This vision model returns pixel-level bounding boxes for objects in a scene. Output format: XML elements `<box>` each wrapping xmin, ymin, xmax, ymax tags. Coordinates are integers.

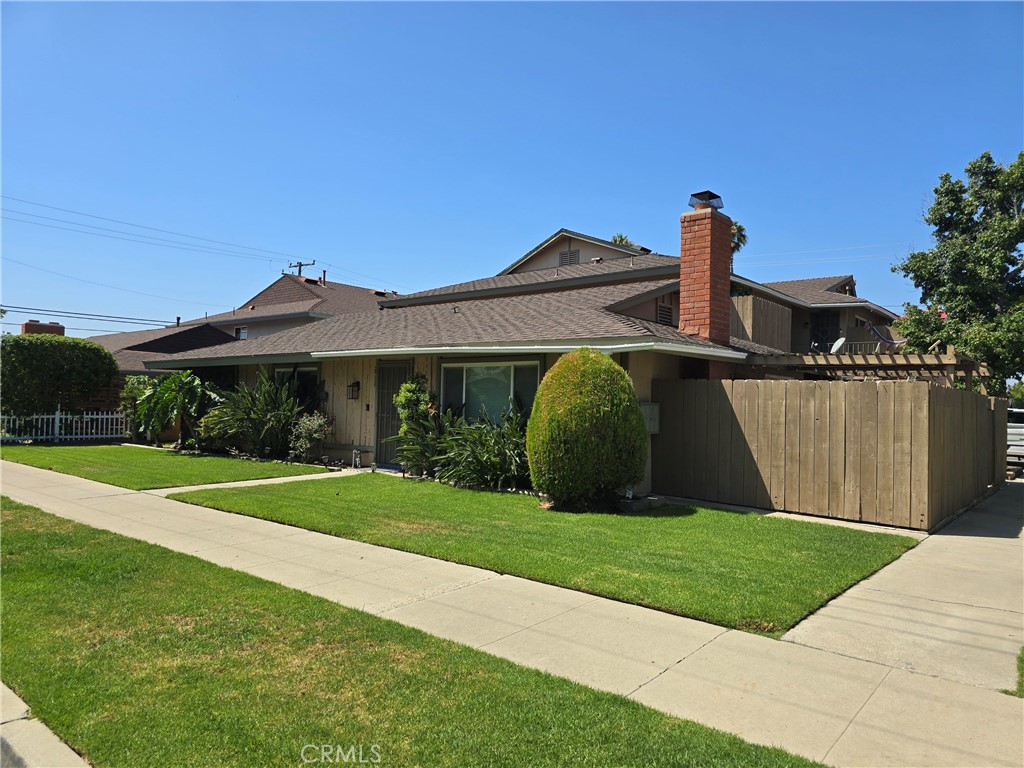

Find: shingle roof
<box><xmin>152</xmin><ymin>278</ymin><xmax>731</xmax><ymax>365</ymax></box>
<box><xmin>182</xmin><ymin>274</ymin><xmax>392</xmax><ymax>325</ymax></box>
<box><xmin>88</xmin><ymin>324</ymin><xmax>235</xmax><ymax>373</ymax></box>
<box><xmin>384</xmin><ymin>253</ymin><xmax>679</xmax><ymax>305</ymax></box>
<box><xmin>762</xmin><ymin>275</ymin><xmax>861</xmax><ymax>305</ymax></box>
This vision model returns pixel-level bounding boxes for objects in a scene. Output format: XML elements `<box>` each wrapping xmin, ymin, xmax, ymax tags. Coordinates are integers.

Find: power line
<box><xmin>2</xmin><ymin>216</ymin><xmax>281</xmax><ymax>263</ymax></box>
<box><xmin>3</xmin><ymin>208</ymin><xmax>291</xmax><ymax>262</ymax></box>
<box><xmin>1</xmin><ymin>305</ymin><xmax>171</xmax><ymax>325</ymax></box>
<box><xmin>1</xmin><ymin>321</ymin><xmax>130</xmax><ymax>335</ymax></box>
<box><xmin>2</xmin><ymin>195</ymin><xmax>298</xmax><ymax>258</ymax></box>
<box><xmin>736</xmin><ymin>243</ymin><xmax>905</xmax><ymax>259</ymax></box>
<box><xmin>3</xmin><ymin>195</ymin><xmax>416</xmax><ymax>290</ymax></box>
<box><xmin>2</xmin><ymin>257</ymin><xmax>231</xmax><ymax>309</ymax></box>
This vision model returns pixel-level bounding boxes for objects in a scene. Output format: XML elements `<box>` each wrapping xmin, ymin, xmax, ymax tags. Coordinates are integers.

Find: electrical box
<box><xmin>638</xmin><ymin>402</ymin><xmax>660</xmax><ymax>434</ymax></box>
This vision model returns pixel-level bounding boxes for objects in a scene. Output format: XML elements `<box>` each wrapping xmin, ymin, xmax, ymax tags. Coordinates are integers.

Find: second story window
<box><xmin>235</xmin><ymin>326</ymin><xmax>248</xmax><ymax>340</ymax></box>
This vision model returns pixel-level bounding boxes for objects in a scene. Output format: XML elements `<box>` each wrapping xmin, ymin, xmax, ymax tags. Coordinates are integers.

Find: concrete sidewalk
<box><xmin>785</xmin><ymin>482</ymin><xmax>1024</xmax><ymax>691</ymax></box>
<box><xmin>2</xmin><ymin>460</ymin><xmax>1022</xmax><ymax>767</ymax></box>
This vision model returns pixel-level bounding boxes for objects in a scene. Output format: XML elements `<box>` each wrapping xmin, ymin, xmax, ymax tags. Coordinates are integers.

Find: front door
<box><xmin>375</xmin><ymin>360</ymin><xmax>412</xmax><ymax>466</ymax></box>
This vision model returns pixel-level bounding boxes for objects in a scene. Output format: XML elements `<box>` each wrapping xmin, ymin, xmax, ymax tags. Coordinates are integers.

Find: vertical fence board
<box><xmin>680</xmin><ymin>381</ymin><xmax>696</xmax><ymax>497</ymax></box>
<box><xmin>813</xmin><ymin>382</ymin><xmax>830</xmax><ymax>517</ymax></box>
<box><xmin>828</xmin><ymin>384</ymin><xmax>846</xmax><ymax>517</ymax></box>
<box><xmin>876</xmin><ymin>382</ymin><xmax>896</xmax><ymax>526</ymax></box>
<box><xmin>844</xmin><ymin>383</ymin><xmax>862</xmax><ymax>521</ymax></box>
<box><xmin>859</xmin><ymin>384</ymin><xmax>879</xmax><ymax>524</ymax></box>
<box><xmin>692</xmin><ymin>380</ymin><xmax>709</xmax><ymax>501</ymax></box>
<box><xmin>799</xmin><ymin>382</ymin><xmax>816</xmax><ymax>516</ymax></box>
<box><xmin>892</xmin><ymin>384</ymin><xmax>913</xmax><ymax>528</ymax></box>
<box><xmin>756</xmin><ymin>381</ymin><xmax>773</xmax><ymax>510</ymax></box>
<box><xmin>911</xmin><ymin>384</ymin><xmax>930</xmax><ymax>529</ymax></box>
<box><xmin>718</xmin><ymin>381</ymin><xmax>736</xmax><ymax>504</ymax></box>
<box><xmin>769</xmin><ymin>383</ymin><xmax>787</xmax><ymax>510</ymax></box>
<box><xmin>742</xmin><ymin>381</ymin><xmax>760</xmax><ymax>508</ymax></box>
<box><xmin>784</xmin><ymin>381</ymin><xmax>802</xmax><ymax>511</ymax></box>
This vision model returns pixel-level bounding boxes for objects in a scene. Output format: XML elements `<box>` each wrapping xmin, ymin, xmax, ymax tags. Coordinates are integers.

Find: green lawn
<box><xmin>1</xmin><ymin>498</ymin><xmax>820</xmax><ymax>768</ymax></box>
<box><xmin>172</xmin><ymin>474</ymin><xmax>917</xmax><ymax>635</ymax></box>
<box><xmin>1</xmin><ymin>444</ymin><xmax>325</xmax><ymax>490</ymax></box>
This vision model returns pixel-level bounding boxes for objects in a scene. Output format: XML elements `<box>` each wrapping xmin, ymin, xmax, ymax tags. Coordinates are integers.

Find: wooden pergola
<box><xmin>748</xmin><ymin>345</ymin><xmax>994</xmax><ymax>393</ymax></box>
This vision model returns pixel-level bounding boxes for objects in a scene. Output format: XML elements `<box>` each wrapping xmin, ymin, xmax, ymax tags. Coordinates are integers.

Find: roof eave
<box><xmin>310</xmin><ymin>339</ymin><xmax>747</xmax><ymax>362</ymax></box>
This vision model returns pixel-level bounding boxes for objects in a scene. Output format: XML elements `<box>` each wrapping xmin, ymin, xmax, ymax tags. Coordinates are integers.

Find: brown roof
<box><xmin>762</xmin><ymin>275</ymin><xmax>862</xmax><ymax>305</ymax></box>
<box><xmin>88</xmin><ymin>324</ymin><xmax>235</xmax><ymax>374</ymax></box>
<box><xmin>183</xmin><ymin>274</ymin><xmax>392</xmax><ymax>325</ymax></box>
<box><xmin>386</xmin><ymin>253</ymin><xmax>679</xmax><ymax>305</ymax></box>
<box><xmin>153</xmin><ymin>278</ymin><xmax>732</xmax><ymax>366</ymax></box>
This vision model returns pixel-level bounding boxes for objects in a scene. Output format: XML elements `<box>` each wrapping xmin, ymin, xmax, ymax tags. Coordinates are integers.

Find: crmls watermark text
<box><xmin>301</xmin><ymin>744</ymin><xmax>382</xmax><ymax>764</ymax></box>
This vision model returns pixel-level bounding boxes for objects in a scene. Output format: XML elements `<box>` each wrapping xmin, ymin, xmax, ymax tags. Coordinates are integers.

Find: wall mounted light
<box><xmin>347</xmin><ymin>381</ymin><xmax>360</xmax><ymax>400</ymax></box>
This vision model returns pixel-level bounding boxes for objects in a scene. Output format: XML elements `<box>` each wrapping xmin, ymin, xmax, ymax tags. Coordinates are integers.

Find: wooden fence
<box><xmin>1</xmin><ymin>409</ymin><xmax>127</xmax><ymax>443</ymax></box>
<box><xmin>731</xmin><ymin>295</ymin><xmax>792</xmax><ymax>353</ymax></box>
<box><xmin>651</xmin><ymin>379</ymin><xmax>1007</xmax><ymax>531</ymax></box>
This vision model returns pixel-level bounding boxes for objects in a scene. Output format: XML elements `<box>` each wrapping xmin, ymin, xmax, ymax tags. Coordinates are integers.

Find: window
<box><xmin>558</xmin><ymin>249</ymin><xmax>580</xmax><ymax>267</ymax></box>
<box><xmin>441</xmin><ymin>362</ymin><xmax>540</xmax><ymax>420</ymax></box>
<box><xmin>855</xmin><ymin>316</ymin><xmax>868</xmax><ymax>328</ymax></box>
<box><xmin>274</xmin><ymin>364</ymin><xmax>321</xmax><ymax>412</ymax></box>
<box><xmin>234</xmin><ymin>326</ymin><xmax>248</xmax><ymax>340</ymax></box>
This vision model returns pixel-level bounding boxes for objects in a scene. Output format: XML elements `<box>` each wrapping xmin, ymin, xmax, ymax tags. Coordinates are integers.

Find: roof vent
<box><xmin>689</xmin><ymin>190</ymin><xmax>724</xmax><ymax>210</ymax></box>
<box><xmin>591</xmin><ymin>257</ymin><xmax>603</xmax><ymax>264</ymax></box>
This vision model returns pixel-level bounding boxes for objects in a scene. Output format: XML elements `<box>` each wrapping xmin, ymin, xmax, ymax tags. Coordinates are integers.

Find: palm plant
<box><xmin>136</xmin><ymin>370</ymin><xmax>221</xmax><ymax>450</ymax></box>
<box><xmin>201</xmin><ymin>372</ymin><xmax>303</xmax><ymax>459</ymax></box>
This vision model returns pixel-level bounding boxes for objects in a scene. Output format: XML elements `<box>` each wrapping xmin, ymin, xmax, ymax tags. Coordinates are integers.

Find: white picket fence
<box><xmin>1</xmin><ymin>409</ymin><xmax>127</xmax><ymax>443</ymax></box>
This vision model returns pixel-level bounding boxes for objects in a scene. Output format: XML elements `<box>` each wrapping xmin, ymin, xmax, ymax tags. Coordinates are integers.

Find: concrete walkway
<box><xmin>785</xmin><ymin>482</ymin><xmax>1024</xmax><ymax>691</ymax></box>
<box><xmin>2</xmin><ymin>461</ymin><xmax>1022</xmax><ymax>767</ymax></box>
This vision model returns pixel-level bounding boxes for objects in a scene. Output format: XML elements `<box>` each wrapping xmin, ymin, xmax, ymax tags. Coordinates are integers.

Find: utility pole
<box><xmin>288</xmin><ymin>260</ymin><xmax>316</xmax><ymax>276</ymax></box>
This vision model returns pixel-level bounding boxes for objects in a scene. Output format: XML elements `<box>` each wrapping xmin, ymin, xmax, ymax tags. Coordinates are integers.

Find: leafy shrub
<box><xmin>136</xmin><ymin>370</ymin><xmax>221</xmax><ymax>450</ymax></box>
<box><xmin>201</xmin><ymin>372</ymin><xmax>302</xmax><ymax>458</ymax></box>
<box><xmin>394</xmin><ymin>374</ymin><xmax>435</xmax><ymax>438</ymax></box>
<box><xmin>289</xmin><ymin>411</ymin><xmax>334</xmax><ymax>463</ymax></box>
<box><xmin>0</xmin><ymin>334</ymin><xmax>118</xmax><ymax>415</ymax></box>
<box><xmin>391</xmin><ymin>374</ymin><xmax>441</xmax><ymax>476</ymax></box>
<box><xmin>436</xmin><ymin>406</ymin><xmax>531</xmax><ymax>491</ymax></box>
<box><xmin>526</xmin><ymin>348</ymin><xmax>647</xmax><ymax>510</ymax></box>
<box><xmin>120</xmin><ymin>375</ymin><xmax>154</xmax><ymax>441</ymax></box>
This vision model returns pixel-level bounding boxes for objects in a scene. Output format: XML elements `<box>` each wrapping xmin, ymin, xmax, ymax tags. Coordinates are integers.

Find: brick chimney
<box><xmin>679</xmin><ymin>190</ymin><xmax>732</xmax><ymax>346</ymax></box>
<box><xmin>21</xmin><ymin>319</ymin><xmax>65</xmax><ymax>336</ymax></box>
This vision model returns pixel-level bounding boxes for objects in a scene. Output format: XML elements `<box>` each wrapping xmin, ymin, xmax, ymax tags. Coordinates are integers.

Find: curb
<box><xmin>1</xmin><ymin>684</ymin><xmax>89</xmax><ymax>768</ymax></box>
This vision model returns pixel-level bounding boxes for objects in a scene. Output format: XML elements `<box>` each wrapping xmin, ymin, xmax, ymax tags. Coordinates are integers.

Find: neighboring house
<box><xmin>181</xmin><ymin>272</ymin><xmax>396</xmax><ymax>341</ymax></box>
<box><xmin>147</xmin><ymin>192</ymin><xmax>919</xmax><ymax>491</ymax></box>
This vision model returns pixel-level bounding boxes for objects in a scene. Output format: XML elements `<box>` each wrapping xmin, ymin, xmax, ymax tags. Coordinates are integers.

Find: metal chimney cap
<box><xmin>689</xmin><ymin>190</ymin><xmax>724</xmax><ymax>210</ymax></box>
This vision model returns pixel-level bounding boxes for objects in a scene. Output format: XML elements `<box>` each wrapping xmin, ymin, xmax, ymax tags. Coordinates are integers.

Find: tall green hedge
<box><xmin>526</xmin><ymin>348</ymin><xmax>647</xmax><ymax>509</ymax></box>
<box><xmin>0</xmin><ymin>334</ymin><xmax>119</xmax><ymax>415</ymax></box>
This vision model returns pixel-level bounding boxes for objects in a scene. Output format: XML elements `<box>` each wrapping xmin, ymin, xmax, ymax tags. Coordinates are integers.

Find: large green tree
<box><xmin>0</xmin><ymin>334</ymin><xmax>119</xmax><ymax>415</ymax></box>
<box><xmin>892</xmin><ymin>151</ymin><xmax>1024</xmax><ymax>395</ymax></box>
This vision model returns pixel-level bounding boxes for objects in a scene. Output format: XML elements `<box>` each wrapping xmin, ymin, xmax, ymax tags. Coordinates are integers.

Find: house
<box><xmin>147</xmin><ymin>191</ymin><xmax>923</xmax><ymax>492</ymax></box>
<box><xmin>179</xmin><ymin>271</ymin><xmax>396</xmax><ymax>341</ymax></box>
<box><xmin>84</xmin><ymin>272</ymin><xmax>398</xmax><ymax>403</ymax></box>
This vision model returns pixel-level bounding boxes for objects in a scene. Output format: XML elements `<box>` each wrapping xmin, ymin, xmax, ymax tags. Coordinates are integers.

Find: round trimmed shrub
<box><xmin>526</xmin><ymin>348</ymin><xmax>647</xmax><ymax>510</ymax></box>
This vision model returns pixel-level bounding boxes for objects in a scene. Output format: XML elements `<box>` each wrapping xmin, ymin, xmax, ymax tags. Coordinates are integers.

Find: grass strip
<box><xmin>172</xmin><ymin>474</ymin><xmax>916</xmax><ymax>635</ymax></box>
<box><xmin>1</xmin><ymin>444</ymin><xmax>324</xmax><ymax>489</ymax></box>
<box><xmin>1</xmin><ymin>497</ymin><xmax>820</xmax><ymax>768</ymax></box>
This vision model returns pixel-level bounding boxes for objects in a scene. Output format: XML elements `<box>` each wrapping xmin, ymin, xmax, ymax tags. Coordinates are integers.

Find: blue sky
<box><xmin>2</xmin><ymin>1</ymin><xmax>1021</xmax><ymax>336</ymax></box>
